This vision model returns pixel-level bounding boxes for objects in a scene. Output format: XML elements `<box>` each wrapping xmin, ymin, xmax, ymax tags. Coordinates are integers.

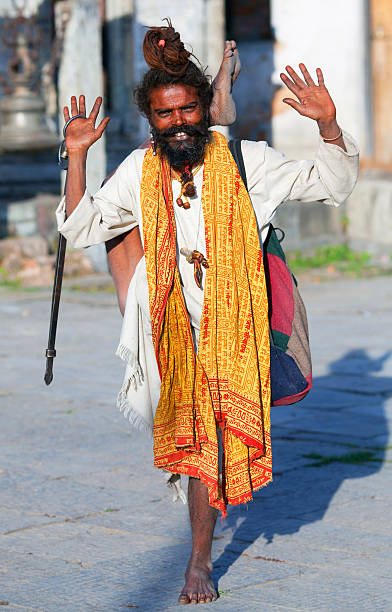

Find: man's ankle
<box><xmin>188</xmin><ymin>551</ymin><xmax>213</xmax><ymax>568</ymax></box>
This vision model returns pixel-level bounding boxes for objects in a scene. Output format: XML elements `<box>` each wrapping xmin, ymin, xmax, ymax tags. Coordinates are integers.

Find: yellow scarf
<box><xmin>140</xmin><ymin>132</ymin><xmax>271</xmax><ymax>514</ymax></box>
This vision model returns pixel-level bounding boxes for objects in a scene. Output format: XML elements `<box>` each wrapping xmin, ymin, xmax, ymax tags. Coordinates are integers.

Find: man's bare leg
<box><xmin>179</xmin><ymin>477</ymin><xmax>218</xmax><ymax>605</ymax></box>
<box><xmin>210</xmin><ymin>39</ymin><xmax>241</xmax><ymax>126</ymax></box>
<box><xmin>105</xmin><ymin>227</ymin><xmax>144</xmax><ymax>315</ymax></box>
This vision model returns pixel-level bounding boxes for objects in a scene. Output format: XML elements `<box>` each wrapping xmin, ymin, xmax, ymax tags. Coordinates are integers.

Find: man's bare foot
<box><xmin>210</xmin><ymin>40</ymin><xmax>241</xmax><ymax>126</ymax></box>
<box><xmin>178</xmin><ymin>558</ymin><xmax>217</xmax><ymax>604</ymax></box>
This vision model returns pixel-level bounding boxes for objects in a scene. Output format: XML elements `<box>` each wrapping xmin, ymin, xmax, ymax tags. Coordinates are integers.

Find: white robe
<box><xmin>56</xmin><ymin>133</ymin><xmax>359</xmax><ymax>432</ymax></box>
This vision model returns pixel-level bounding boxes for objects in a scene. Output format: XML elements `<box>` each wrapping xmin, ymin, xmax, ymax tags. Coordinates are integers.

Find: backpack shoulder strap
<box><xmin>229</xmin><ymin>139</ymin><xmax>285</xmax><ymax>258</ymax></box>
<box><xmin>228</xmin><ymin>139</ymin><xmax>248</xmax><ymax>192</ymax></box>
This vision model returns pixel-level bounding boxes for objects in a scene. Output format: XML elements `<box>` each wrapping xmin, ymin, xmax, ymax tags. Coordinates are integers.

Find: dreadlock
<box><xmin>134</xmin><ymin>20</ymin><xmax>213</xmax><ymax>120</ymax></box>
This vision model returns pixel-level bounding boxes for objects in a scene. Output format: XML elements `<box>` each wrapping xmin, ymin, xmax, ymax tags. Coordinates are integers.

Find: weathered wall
<box><xmin>104</xmin><ymin>0</ymin><xmax>135</xmax><ymax>135</ymax></box>
<box><xmin>270</xmin><ymin>0</ymin><xmax>369</xmax><ymax>159</ymax></box>
<box><xmin>58</xmin><ymin>0</ymin><xmax>106</xmax><ymax>194</ymax></box>
<box><xmin>58</xmin><ymin>0</ymin><xmax>107</xmax><ymax>270</ymax></box>
<box><xmin>346</xmin><ymin>178</ymin><xmax>392</xmax><ymax>256</ymax></box>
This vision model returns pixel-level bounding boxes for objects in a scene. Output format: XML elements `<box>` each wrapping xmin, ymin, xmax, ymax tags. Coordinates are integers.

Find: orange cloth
<box><xmin>140</xmin><ymin>132</ymin><xmax>272</xmax><ymax>515</ymax></box>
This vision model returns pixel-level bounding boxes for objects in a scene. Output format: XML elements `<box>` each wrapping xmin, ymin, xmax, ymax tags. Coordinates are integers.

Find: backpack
<box><xmin>229</xmin><ymin>139</ymin><xmax>312</xmax><ymax>406</ymax></box>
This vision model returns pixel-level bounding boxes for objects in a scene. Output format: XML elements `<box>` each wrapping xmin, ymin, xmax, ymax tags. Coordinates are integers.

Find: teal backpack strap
<box><xmin>228</xmin><ymin>139</ymin><xmax>248</xmax><ymax>191</ymax></box>
<box><xmin>229</xmin><ymin>138</ymin><xmax>272</xmax><ymax>253</ymax></box>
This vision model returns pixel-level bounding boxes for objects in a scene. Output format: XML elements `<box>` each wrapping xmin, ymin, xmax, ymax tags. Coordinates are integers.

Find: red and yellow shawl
<box><xmin>140</xmin><ymin>131</ymin><xmax>271</xmax><ymax>515</ymax></box>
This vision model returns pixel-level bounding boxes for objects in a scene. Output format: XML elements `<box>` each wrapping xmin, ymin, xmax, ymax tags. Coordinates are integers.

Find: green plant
<box><xmin>0</xmin><ymin>266</ymin><xmax>21</xmax><ymax>289</ymax></box>
<box><xmin>287</xmin><ymin>244</ymin><xmax>371</xmax><ymax>274</ymax></box>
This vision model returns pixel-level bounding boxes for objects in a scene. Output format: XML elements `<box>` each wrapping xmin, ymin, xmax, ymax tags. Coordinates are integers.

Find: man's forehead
<box><xmin>149</xmin><ymin>84</ymin><xmax>200</xmax><ymax>110</ymax></box>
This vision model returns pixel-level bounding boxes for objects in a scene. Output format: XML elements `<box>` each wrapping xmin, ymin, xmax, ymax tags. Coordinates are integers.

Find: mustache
<box><xmin>158</xmin><ymin>123</ymin><xmax>208</xmax><ymax>138</ymax></box>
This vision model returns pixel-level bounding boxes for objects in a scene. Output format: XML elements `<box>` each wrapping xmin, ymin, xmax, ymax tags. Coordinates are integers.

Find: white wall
<box><xmin>271</xmin><ymin>0</ymin><xmax>368</xmax><ymax>159</ymax></box>
<box><xmin>58</xmin><ymin>0</ymin><xmax>106</xmax><ymax>194</ymax></box>
<box><xmin>58</xmin><ymin>0</ymin><xmax>107</xmax><ymax>270</ymax></box>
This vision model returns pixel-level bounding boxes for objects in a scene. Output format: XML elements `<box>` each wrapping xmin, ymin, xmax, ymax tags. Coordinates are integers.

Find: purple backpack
<box><xmin>229</xmin><ymin>139</ymin><xmax>312</xmax><ymax>406</ymax></box>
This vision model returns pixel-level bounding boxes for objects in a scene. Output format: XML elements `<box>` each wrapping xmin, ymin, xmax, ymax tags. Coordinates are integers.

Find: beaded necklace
<box><xmin>172</xmin><ymin>162</ymin><xmax>208</xmax><ymax>288</ymax></box>
<box><xmin>171</xmin><ymin>162</ymin><xmax>202</xmax><ymax>209</ymax></box>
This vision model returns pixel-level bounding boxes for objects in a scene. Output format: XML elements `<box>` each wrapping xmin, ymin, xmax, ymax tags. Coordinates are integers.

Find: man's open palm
<box><xmin>63</xmin><ymin>95</ymin><xmax>110</xmax><ymax>153</ymax></box>
<box><xmin>280</xmin><ymin>64</ymin><xmax>336</xmax><ymax>125</ymax></box>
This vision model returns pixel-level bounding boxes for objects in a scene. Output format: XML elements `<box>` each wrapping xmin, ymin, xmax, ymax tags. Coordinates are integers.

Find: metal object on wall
<box><xmin>0</xmin><ymin>7</ymin><xmax>58</xmax><ymax>152</ymax></box>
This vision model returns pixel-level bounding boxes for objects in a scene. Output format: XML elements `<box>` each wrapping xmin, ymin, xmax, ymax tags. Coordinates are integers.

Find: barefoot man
<box><xmin>57</xmin><ymin>21</ymin><xmax>359</xmax><ymax>605</ymax></box>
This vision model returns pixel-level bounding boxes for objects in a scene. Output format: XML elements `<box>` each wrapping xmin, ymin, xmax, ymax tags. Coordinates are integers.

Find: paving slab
<box><xmin>1</xmin><ymin>275</ymin><xmax>392</xmax><ymax>610</ymax></box>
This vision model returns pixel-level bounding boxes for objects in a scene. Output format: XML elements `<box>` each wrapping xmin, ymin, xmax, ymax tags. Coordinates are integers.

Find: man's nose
<box><xmin>172</xmin><ymin>110</ymin><xmax>184</xmax><ymax>125</ymax></box>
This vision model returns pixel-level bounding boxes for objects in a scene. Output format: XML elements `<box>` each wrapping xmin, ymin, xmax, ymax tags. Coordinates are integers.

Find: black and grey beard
<box><xmin>151</xmin><ymin>119</ymin><xmax>210</xmax><ymax>168</ymax></box>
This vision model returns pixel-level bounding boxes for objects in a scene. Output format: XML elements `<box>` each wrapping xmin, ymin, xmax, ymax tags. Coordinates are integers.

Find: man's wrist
<box><xmin>67</xmin><ymin>147</ymin><xmax>88</xmax><ymax>164</ymax></box>
<box><xmin>317</xmin><ymin>118</ymin><xmax>340</xmax><ymax>140</ymax></box>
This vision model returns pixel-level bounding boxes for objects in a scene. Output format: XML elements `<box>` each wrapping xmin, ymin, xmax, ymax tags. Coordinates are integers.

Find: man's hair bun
<box><xmin>142</xmin><ymin>19</ymin><xmax>191</xmax><ymax>77</ymax></box>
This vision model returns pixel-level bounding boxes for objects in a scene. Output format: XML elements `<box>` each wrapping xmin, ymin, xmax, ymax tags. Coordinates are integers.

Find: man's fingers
<box><xmin>89</xmin><ymin>96</ymin><xmax>103</xmax><ymax>122</ymax></box>
<box><xmin>280</xmin><ymin>73</ymin><xmax>301</xmax><ymax>98</ymax></box>
<box><xmin>316</xmin><ymin>67</ymin><xmax>325</xmax><ymax>86</ymax></box>
<box><xmin>70</xmin><ymin>95</ymin><xmax>78</xmax><ymax>116</ymax></box>
<box><xmin>63</xmin><ymin>106</ymin><xmax>70</xmax><ymax>122</ymax></box>
<box><xmin>79</xmin><ymin>94</ymin><xmax>86</xmax><ymax>117</ymax></box>
<box><xmin>299</xmin><ymin>63</ymin><xmax>315</xmax><ymax>87</ymax></box>
<box><xmin>95</xmin><ymin>116</ymin><xmax>110</xmax><ymax>138</ymax></box>
<box><xmin>285</xmin><ymin>65</ymin><xmax>306</xmax><ymax>88</ymax></box>
<box><xmin>282</xmin><ymin>98</ymin><xmax>303</xmax><ymax>114</ymax></box>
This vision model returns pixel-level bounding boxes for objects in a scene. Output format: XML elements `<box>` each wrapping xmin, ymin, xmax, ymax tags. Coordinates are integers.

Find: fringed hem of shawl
<box><xmin>116</xmin><ymin>343</ymin><xmax>143</xmax><ymax>373</ymax></box>
<box><xmin>117</xmin><ymin>389</ymin><xmax>153</xmax><ymax>434</ymax></box>
<box><xmin>116</xmin><ymin>343</ymin><xmax>152</xmax><ymax>434</ymax></box>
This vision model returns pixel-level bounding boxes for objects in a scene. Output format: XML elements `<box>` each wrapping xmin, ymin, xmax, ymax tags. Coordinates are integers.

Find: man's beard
<box><xmin>151</xmin><ymin>119</ymin><xmax>210</xmax><ymax>168</ymax></box>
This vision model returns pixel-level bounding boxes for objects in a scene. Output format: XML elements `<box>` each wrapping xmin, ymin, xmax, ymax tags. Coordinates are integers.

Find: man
<box><xmin>103</xmin><ymin>37</ymin><xmax>241</xmax><ymax>316</ymax></box>
<box><xmin>57</xmin><ymin>23</ymin><xmax>358</xmax><ymax>605</ymax></box>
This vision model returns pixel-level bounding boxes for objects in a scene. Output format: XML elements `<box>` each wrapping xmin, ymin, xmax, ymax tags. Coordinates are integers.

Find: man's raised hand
<box><xmin>63</xmin><ymin>95</ymin><xmax>110</xmax><ymax>154</ymax></box>
<box><xmin>280</xmin><ymin>64</ymin><xmax>337</xmax><ymax>126</ymax></box>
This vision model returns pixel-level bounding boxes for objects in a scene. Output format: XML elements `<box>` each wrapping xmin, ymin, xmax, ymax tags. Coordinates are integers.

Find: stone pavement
<box><xmin>0</xmin><ymin>276</ymin><xmax>391</xmax><ymax>611</ymax></box>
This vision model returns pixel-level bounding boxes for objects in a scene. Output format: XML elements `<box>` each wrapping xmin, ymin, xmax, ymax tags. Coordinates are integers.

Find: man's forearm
<box><xmin>65</xmin><ymin>150</ymin><xmax>88</xmax><ymax>217</ymax></box>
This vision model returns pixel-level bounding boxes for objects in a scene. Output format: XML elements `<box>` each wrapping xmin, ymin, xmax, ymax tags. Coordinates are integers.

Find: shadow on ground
<box><xmin>98</xmin><ymin>349</ymin><xmax>390</xmax><ymax>610</ymax></box>
<box><xmin>212</xmin><ymin>348</ymin><xmax>391</xmax><ymax>585</ymax></box>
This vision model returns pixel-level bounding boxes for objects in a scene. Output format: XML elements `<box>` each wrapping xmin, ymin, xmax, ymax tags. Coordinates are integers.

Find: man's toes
<box><xmin>198</xmin><ymin>593</ymin><xmax>206</xmax><ymax>604</ymax></box>
<box><xmin>178</xmin><ymin>592</ymin><xmax>190</xmax><ymax>604</ymax></box>
<box><xmin>190</xmin><ymin>592</ymin><xmax>198</xmax><ymax>604</ymax></box>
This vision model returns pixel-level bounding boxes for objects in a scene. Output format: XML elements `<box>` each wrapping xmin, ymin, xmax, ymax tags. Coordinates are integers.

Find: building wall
<box><xmin>270</xmin><ymin>0</ymin><xmax>369</xmax><ymax>159</ymax></box>
<box><xmin>2</xmin><ymin>0</ymin><xmax>392</xmax><ymax>256</ymax></box>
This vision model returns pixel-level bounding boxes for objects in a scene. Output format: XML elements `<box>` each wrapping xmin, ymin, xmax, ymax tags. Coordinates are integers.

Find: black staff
<box><xmin>44</xmin><ymin>114</ymin><xmax>84</xmax><ymax>385</ymax></box>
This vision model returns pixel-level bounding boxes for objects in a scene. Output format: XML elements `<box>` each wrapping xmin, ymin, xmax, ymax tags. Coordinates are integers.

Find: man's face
<box><xmin>149</xmin><ymin>84</ymin><xmax>209</xmax><ymax>168</ymax></box>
